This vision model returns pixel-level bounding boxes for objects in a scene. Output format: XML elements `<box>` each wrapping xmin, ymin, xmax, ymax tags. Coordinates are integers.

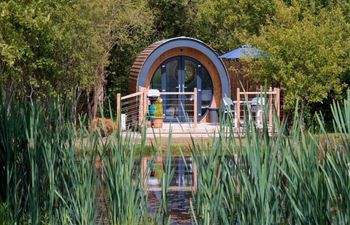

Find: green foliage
<box><xmin>1</xmin><ymin>0</ymin><xmax>349</xmax><ymax>121</ymax></box>
<box><xmin>0</xmin><ymin>0</ymin><xmax>153</xmax><ymax>103</ymax></box>
<box><xmin>0</xmin><ymin>0</ymin><xmax>94</xmax><ymax>98</ymax></box>
<box><xmin>195</xmin><ymin>0</ymin><xmax>276</xmax><ymax>53</ymax></box>
<box><xmin>103</xmin><ymin>126</ymin><xmax>147</xmax><ymax>224</ymax></box>
<box><xmin>0</xmin><ymin>203</ymin><xmax>13</xmax><ymax>225</ymax></box>
<box><xmin>0</xmin><ymin>90</ymin><xmax>150</xmax><ymax>224</ymax></box>
<box><xmin>147</xmin><ymin>0</ymin><xmax>198</xmax><ymax>39</ymax></box>
<box><xmin>247</xmin><ymin>1</ymin><xmax>350</xmax><ymax>111</ymax></box>
<box><xmin>154</xmin><ymin>97</ymin><xmax>163</xmax><ymax>117</ymax></box>
<box><xmin>105</xmin><ymin>0</ymin><xmax>153</xmax><ymax>105</ymax></box>
<box><xmin>2</xmin><ymin>86</ymin><xmax>350</xmax><ymax>224</ymax></box>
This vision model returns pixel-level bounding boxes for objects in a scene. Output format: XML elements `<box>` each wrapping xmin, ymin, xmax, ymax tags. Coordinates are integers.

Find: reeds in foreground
<box><xmin>0</xmin><ymin>90</ymin><xmax>350</xmax><ymax>225</ymax></box>
<box><xmin>190</xmin><ymin>91</ymin><xmax>350</xmax><ymax>225</ymax></box>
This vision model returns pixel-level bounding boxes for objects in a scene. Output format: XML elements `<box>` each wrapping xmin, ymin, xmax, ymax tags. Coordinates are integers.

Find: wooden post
<box><xmin>236</xmin><ymin>88</ymin><xmax>240</xmax><ymax>128</ymax></box>
<box><xmin>144</xmin><ymin>88</ymin><xmax>148</xmax><ymax>119</ymax></box>
<box><xmin>116</xmin><ymin>93</ymin><xmax>121</xmax><ymax>128</ymax></box>
<box><xmin>138</xmin><ymin>87</ymin><xmax>144</xmax><ymax>126</ymax></box>
<box><xmin>268</xmin><ymin>87</ymin><xmax>273</xmax><ymax>128</ymax></box>
<box><xmin>141</xmin><ymin>157</ymin><xmax>148</xmax><ymax>190</ymax></box>
<box><xmin>274</xmin><ymin>87</ymin><xmax>281</xmax><ymax>119</ymax></box>
<box><xmin>194</xmin><ymin>88</ymin><xmax>198</xmax><ymax>128</ymax></box>
<box><xmin>193</xmin><ymin>161</ymin><xmax>197</xmax><ymax>192</ymax></box>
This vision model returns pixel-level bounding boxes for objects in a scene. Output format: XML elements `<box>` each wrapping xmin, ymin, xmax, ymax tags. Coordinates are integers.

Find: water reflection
<box><xmin>143</xmin><ymin>156</ymin><xmax>196</xmax><ymax>224</ymax></box>
<box><xmin>96</xmin><ymin>156</ymin><xmax>241</xmax><ymax>225</ymax></box>
<box><xmin>147</xmin><ymin>191</ymin><xmax>192</xmax><ymax>225</ymax></box>
<box><xmin>143</xmin><ymin>156</ymin><xmax>197</xmax><ymax>192</ymax></box>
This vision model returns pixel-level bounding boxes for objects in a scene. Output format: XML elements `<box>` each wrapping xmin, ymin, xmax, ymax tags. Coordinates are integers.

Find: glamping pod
<box><xmin>129</xmin><ymin>37</ymin><xmax>230</xmax><ymax>123</ymax></box>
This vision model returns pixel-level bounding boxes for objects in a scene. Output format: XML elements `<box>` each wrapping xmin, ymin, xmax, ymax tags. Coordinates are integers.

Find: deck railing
<box><xmin>236</xmin><ymin>87</ymin><xmax>280</xmax><ymax>128</ymax></box>
<box><xmin>116</xmin><ymin>88</ymin><xmax>146</xmax><ymax>130</ymax></box>
<box><xmin>116</xmin><ymin>87</ymin><xmax>280</xmax><ymax>131</ymax></box>
<box><xmin>116</xmin><ymin>87</ymin><xmax>198</xmax><ymax>130</ymax></box>
<box><xmin>155</xmin><ymin>89</ymin><xmax>198</xmax><ymax>128</ymax></box>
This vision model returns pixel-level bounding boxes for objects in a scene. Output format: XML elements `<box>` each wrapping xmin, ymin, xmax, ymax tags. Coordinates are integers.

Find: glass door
<box><xmin>151</xmin><ymin>56</ymin><xmax>213</xmax><ymax>123</ymax></box>
<box><xmin>161</xmin><ymin>57</ymin><xmax>181</xmax><ymax>122</ymax></box>
<box><xmin>177</xmin><ymin>57</ymin><xmax>199</xmax><ymax>121</ymax></box>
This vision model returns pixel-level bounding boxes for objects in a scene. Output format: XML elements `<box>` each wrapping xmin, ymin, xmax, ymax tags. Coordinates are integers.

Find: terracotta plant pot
<box><xmin>152</xmin><ymin>117</ymin><xmax>164</xmax><ymax>128</ymax></box>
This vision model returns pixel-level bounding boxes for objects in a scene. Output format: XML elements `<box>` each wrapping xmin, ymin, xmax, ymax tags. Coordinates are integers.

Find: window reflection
<box><xmin>200</xmin><ymin>68</ymin><xmax>213</xmax><ymax>116</ymax></box>
<box><xmin>151</xmin><ymin>67</ymin><xmax>161</xmax><ymax>90</ymax></box>
<box><xmin>150</xmin><ymin>57</ymin><xmax>214</xmax><ymax>120</ymax></box>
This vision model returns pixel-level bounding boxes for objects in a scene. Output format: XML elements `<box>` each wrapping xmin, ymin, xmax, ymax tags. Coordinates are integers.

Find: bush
<box><xmin>91</xmin><ymin>117</ymin><xmax>117</xmax><ymax>136</ymax></box>
<box><xmin>154</xmin><ymin>97</ymin><xmax>163</xmax><ymax>117</ymax></box>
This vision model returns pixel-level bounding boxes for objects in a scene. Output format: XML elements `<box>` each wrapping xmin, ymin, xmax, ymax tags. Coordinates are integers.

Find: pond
<box><xmin>96</xmin><ymin>156</ymin><xmax>196</xmax><ymax>225</ymax></box>
<box><xmin>147</xmin><ymin>191</ymin><xmax>192</xmax><ymax>225</ymax></box>
<box><xmin>145</xmin><ymin>157</ymin><xmax>195</xmax><ymax>225</ymax></box>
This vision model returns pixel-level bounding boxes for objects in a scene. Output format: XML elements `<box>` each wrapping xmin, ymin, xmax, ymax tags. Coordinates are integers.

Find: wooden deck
<box><xmin>121</xmin><ymin>123</ymin><xmax>244</xmax><ymax>145</ymax></box>
<box><xmin>146</xmin><ymin>123</ymin><xmax>221</xmax><ymax>135</ymax></box>
<box><xmin>120</xmin><ymin>122</ymin><xmax>279</xmax><ymax>146</ymax></box>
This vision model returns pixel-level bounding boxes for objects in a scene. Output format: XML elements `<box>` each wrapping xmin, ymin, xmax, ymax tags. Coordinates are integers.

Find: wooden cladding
<box><xmin>224</xmin><ymin>61</ymin><xmax>261</xmax><ymax>99</ymax></box>
<box><xmin>128</xmin><ymin>40</ymin><xmax>167</xmax><ymax>94</ymax></box>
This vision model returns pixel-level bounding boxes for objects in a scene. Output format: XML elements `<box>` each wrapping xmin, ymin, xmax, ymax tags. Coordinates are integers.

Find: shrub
<box><xmin>154</xmin><ymin>97</ymin><xmax>163</xmax><ymax>117</ymax></box>
<box><xmin>91</xmin><ymin>117</ymin><xmax>117</xmax><ymax>136</ymax></box>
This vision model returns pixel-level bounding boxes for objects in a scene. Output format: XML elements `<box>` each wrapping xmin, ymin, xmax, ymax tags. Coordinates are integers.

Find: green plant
<box><xmin>2</xmin><ymin>86</ymin><xmax>350</xmax><ymax>225</ymax></box>
<box><xmin>154</xmin><ymin>97</ymin><xmax>164</xmax><ymax>117</ymax></box>
<box><xmin>0</xmin><ymin>203</ymin><xmax>13</xmax><ymax>225</ymax></box>
<box><xmin>189</xmin><ymin>90</ymin><xmax>350</xmax><ymax>225</ymax></box>
<box><xmin>0</xmin><ymin>91</ymin><xmax>151</xmax><ymax>224</ymax></box>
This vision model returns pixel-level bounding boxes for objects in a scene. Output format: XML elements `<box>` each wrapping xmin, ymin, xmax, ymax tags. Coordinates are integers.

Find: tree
<box><xmin>74</xmin><ymin>0</ymin><xmax>153</xmax><ymax>117</ymax></box>
<box><xmin>147</xmin><ymin>0</ymin><xmax>198</xmax><ymax>40</ymax></box>
<box><xmin>195</xmin><ymin>0</ymin><xmax>276</xmax><ymax>53</ymax></box>
<box><xmin>0</xmin><ymin>1</ymin><xmax>78</xmax><ymax>98</ymax></box>
<box><xmin>105</xmin><ymin>1</ymin><xmax>154</xmax><ymax>112</ymax></box>
<box><xmin>0</xmin><ymin>0</ymin><xmax>153</xmax><ymax>119</ymax></box>
<box><xmin>247</xmin><ymin>1</ymin><xmax>350</xmax><ymax>111</ymax></box>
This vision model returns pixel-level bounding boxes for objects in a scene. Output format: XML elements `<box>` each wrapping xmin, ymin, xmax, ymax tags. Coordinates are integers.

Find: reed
<box><xmin>1</xmin><ymin>89</ymin><xmax>350</xmax><ymax>225</ymax></box>
<box><xmin>102</xmin><ymin>125</ymin><xmax>148</xmax><ymax>225</ymax></box>
<box><xmin>190</xmin><ymin>90</ymin><xmax>350</xmax><ymax>225</ymax></box>
<box><xmin>0</xmin><ymin>91</ymin><xmax>156</xmax><ymax>224</ymax></box>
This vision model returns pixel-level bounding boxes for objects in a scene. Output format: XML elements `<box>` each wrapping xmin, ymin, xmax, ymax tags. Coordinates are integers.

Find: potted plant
<box><xmin>148</xmin><ymin>99</ymin><xmax>157</xmax><ymax>128</ymax></box>
<box><xmin>152</xmin><ymin>97</ymin><xmax>164</xmax><ymax>128</ymax></box>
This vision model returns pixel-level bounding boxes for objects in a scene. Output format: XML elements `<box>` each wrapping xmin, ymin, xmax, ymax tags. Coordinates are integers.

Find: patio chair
<box><xmin>223</xmin><ymin>97</ymin><xmax>235</xmax><ymax>112</ymax></box>
<box><xmin>222</xmin><ymin>97</ymin><xmax>237</xmax><ymax>126</ymax></box>
<box><xmin>251</xmin><ymin>97</ymin><xmax>266</xmax><ymax>106</ymax></box>
<box><xmin>251</xmin><ymin>97</ymin><xmax>266</xmax><ymax>128</ymax></box>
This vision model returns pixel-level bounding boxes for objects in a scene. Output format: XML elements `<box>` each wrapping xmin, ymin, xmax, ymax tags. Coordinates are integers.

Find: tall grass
<box><xmin>1</xmin><ymin>89</ymin><xmax>350</xmax><ymax>225</ymax></box>
<box><xmin>0</xmin><ymin>93</ymin><xmax>149</xmax><ymax>224</ymax></box>
<box><xmin>190</xmin><ymin>90</ymin><xmax>350</xmax><ymax>225</ymax></box>
<box><xmin>102</xmin><ymin>125</ymin><xmax>148</xmax><ymax>225</ymax></box>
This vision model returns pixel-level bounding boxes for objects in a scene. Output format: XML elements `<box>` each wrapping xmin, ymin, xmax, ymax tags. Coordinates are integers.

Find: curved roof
<box><xmin>129</xmin><ymin>39</ymin><xmax>167</xmax><ymax>92</ymax></box>
<box><xmin>129</xmin><ymin>37</ymin><xmax>230</xmax><ymax>97</ymax></box>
